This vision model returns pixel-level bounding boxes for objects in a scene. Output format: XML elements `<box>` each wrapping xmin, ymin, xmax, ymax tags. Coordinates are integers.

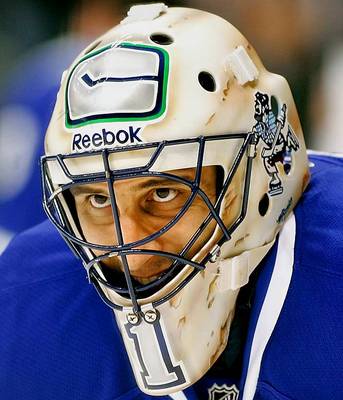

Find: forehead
<box><xmin>71</xmin><ymin>167</ymin><xmax>216</xmax><ymax>194</ymax></box>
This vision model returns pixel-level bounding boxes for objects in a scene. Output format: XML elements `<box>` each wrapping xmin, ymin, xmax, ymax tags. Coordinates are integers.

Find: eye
<box><xmin>152</xmin><ymin>188</ymin><xmax>178</xmax><ymax>203</ymax></box>
<box><xmin>89</xmin><ymin>194</ymin><xmax>111</xmax><ymax>209</ymax></box>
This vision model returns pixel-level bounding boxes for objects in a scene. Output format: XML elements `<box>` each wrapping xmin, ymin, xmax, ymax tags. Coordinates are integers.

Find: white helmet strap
<box><xmin>121</xmin><ymin>3</ymin><xmax>168</xmax><ymax>24</ymax></box>
<box><xmin>226</xmin><ymin>46</ymin><xmax>259</xmax><ymax>85</ymax></box>
<box><xmin>217</xmin><ymin>239</ymin><xmax>275</xmax><ymax>291</ymax></box>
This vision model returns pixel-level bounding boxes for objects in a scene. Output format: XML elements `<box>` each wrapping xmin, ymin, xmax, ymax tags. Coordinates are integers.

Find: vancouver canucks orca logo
<box><xmin>252</xmin><ymin>92</ymin><xmax>299</xmax><ymax>196</ymax></box>
<box><xmin>65</xmin><ymin>42</ymin><xmax>169</xmax><ymax>128</ymax></box>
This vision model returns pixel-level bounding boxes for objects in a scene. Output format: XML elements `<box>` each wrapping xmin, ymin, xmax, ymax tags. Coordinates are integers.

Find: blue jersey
<box><xmin>0</xmin><ymin>154</ymin><xmax>342</xmax><ymax>399</ymax></box>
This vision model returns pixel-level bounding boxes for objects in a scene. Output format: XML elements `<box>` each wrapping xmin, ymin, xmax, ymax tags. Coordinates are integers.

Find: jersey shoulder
<box><xmin>246</xmin><ymin>153</ymin><xmax>343</xmax><ymax>399</ymax></box>
<box><xmin>307</xmin><ymin>151</ymin><xmax>343</xmax><ymax>192</ymax></box>
<box><xmin>0</xmin><ymin>221</ymin><xmax>146</xmax><ymax>399</ymax></box>
<box><xmin>296</xmin><ymin>152</ymin><xmax>343</xmax><ymax>274</ymax></box>
<box><xmin>0</xmin><ymin>219</ymin><xmax>82</xmax><ymax>291</ymax></box>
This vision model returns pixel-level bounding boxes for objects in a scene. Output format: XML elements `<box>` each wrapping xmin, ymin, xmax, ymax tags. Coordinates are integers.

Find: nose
<box><xmin>118</xmin><ymin>213</ymin><xmax>164</xmax><ymax>278</ymax></box>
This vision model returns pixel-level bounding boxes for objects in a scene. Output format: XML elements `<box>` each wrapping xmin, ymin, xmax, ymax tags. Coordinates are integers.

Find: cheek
<box><xmin>186</xmin><ymin>203</ymin><xmax>211</xmax><ymax>225</ymax></box>
<box><xmin>163</xmin><ymin>205</ymin><xmax>211</xmax><ymax>246</ymax></box>
<box><xmin>221</xmin><ymin>179</ymin><xmax>243</xmax><ymax>227</ymax></box>
<box><xmin>78</xmin><ymin>215</ymin><xmax>115</xmax><ymax>246</ymax></box>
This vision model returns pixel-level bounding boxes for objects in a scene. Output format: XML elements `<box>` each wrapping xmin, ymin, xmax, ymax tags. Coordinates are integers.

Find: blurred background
<box><xmin>0</xmin><ymin>0</ymin><xmax>342</xmax><ymax>251</ymax></box>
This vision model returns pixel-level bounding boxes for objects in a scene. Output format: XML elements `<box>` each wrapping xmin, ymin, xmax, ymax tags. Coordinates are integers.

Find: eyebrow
<box><xmin>70</xmin><ymin>185</ymin><xmax>108</xmax><ymax>196</ymax></box>
<box><xmin>138</xmin><ymin>175</ymin><xmax>194</xmax><ymax>189</ymax></box>
<box><xmin>70</xmin><ymin>172</ymin><xmax>195</xmax><ymax>195</ymax></box>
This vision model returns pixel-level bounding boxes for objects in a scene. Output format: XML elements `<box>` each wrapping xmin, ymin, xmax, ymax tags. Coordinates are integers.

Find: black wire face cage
<box><xmin>41</xmin><ymin>133</ymin><xmax>255</xmax><ymax>313</ymax></box>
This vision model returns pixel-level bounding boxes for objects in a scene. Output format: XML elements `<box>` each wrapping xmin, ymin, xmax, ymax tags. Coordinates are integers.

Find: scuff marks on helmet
<box><xmin>223</xmin><ymin>190</ymin><xmax>238</xmax><ymax>215</ymax></box>
<box><xmin>234</xmin><ymin>233</ymin><xmax>250</xmax><ymax>248</ymax></box>
<box><xmin>209</xmin><ymin>310</ymin><xmax>233</xmax><ymax>365</ymax></box>
<box><xmin>207</xmin><ymin>274</ymin><xmax>219</xmax><ymax>309</ymax></box>
<box><xmin>205</xmin><ymin>112</ymin><xmax>216</xmax><ymax>126</ymax></box>
<box><xmin>223</xmin><ymin>80</ymin><xmax>230</xmax><ymax>98</ymax></box>
<box><xmin>177</xmin><ymin>316</ymin><xmax>186</xmax><ymax>329</ymax></box>
<box><xmin>169</xmin><ymin>294</ymin><xmax>182</xmax><ymax>309</ymax></box>
<box><xmin>208</xmin><ymin>297</ymin><xmax>215</xmax><ymax>309</ymax></box>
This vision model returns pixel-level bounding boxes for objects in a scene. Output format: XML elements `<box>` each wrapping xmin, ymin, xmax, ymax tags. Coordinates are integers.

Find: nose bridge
<box><xmin>118</xmin><ymin>211</ymin><xmax>161</xmax><ymax>250</ymax></box>
<box><xmin>118</xmin><ymin>212</ymin><xmax>164</xmax><ymax>274</ymax></box>
<box><xmin>112</xmin><ymin>179</ymin><xmax>162</xmax><ymax>250</ymax></box>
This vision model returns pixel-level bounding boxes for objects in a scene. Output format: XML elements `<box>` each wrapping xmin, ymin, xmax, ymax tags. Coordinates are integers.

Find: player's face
<box><xmin>71</xmin><ymin>167</ymin><xmax>217</xmax><ymax>283</ymax></box>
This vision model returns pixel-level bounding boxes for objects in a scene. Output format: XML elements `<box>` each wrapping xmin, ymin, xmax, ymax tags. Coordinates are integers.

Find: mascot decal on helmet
<box><xmin>252</xmin><ymin>92</ymin><xmax>300</xmax><ymax>196</ymax></box>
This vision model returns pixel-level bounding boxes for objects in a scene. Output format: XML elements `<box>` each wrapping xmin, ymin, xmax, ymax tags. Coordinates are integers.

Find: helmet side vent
<box><xmin>150</xmin><ymin>33</ymin><xmax>174</xmax><ymax>45</ymax></box>
<box><xmin>258</xmin><ymin>193</ymin><xmax>270</xmax><ymax>217</ymax></box>
<box><xmin>198</xmin><ymin>71</ymin><xmax>216</xmax><ymax>92</ymax></box>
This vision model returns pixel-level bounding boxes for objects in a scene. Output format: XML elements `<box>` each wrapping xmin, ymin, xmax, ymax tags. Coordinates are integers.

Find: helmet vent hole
<box><xmin>258</xmin><ymin>193</ymin><xmax>270</xmax><ymax>217</ymax></box>
<box><xmin>150</xmin><ymin>33</ymin><xmax>173</xmax><ymax>45</ymax></box>
<box><xmin>271</xmin><ymin>95</ymin><xmax>279</xmax><ymax>116</ymax></box>
<box><xmin>198</xmin><ymin>72</ymin><xmax>216</xmax><ymax>92</ymax></box>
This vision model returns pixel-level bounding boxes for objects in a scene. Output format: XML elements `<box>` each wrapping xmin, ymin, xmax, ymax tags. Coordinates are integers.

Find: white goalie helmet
<box><xmin>42</xmin><ymin>3</ymin><xmax>309</xmax><ymax>396</ymax></box>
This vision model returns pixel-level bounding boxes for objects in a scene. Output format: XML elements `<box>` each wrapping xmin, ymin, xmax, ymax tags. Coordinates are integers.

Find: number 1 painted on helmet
<box><xmin>125</xmin><ymin>318</ymin><xmax>187</xmax><ymax>390</ymax></box>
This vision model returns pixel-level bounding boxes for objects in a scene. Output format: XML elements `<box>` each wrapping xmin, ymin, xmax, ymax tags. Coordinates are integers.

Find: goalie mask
<box><xmin>41</xmin><ymin>4</ymin><xmax>309</xmax><ymax>396</ymax></box>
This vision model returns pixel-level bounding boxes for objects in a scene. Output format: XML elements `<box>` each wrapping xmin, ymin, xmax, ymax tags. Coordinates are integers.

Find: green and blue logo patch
<box><xmin>65</xmin><ymin>42</ymin><xmax>170</xmax><ymax>129</ymax></box>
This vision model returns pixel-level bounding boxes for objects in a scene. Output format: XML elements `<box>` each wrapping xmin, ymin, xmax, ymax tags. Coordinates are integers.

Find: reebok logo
<box><xmin>72</xmin><ymin>127</ymin><xmax>142</xmax><ymax>152</ymax></box>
